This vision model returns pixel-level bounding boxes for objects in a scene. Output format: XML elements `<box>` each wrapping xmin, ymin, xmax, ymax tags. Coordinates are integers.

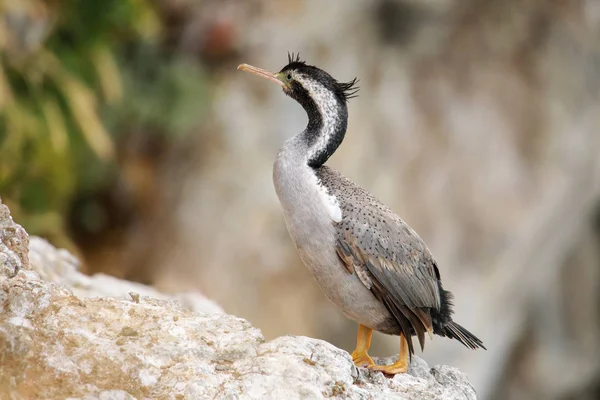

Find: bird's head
<box><xmin>237</xmin><ymin>53</ymin><xmax>358</xmax><ymax>167</ymax></box>
<box><xmin>237</xmin><ymin>53</ymin><xmax>358</xmax><ymax>110</ymax></box>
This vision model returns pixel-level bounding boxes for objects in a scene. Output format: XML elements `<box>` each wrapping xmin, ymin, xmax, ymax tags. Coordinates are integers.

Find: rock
<box><xmin>27</xmin><ymin>236</ymin><xmax>224</xmax><ymax>315</ymax></box>
<box><xmin>0</xmin><ymin>253</ymin><xmax>477</xmax><ymax>400</ymax></box>
<box><xmin>68</xmin><ymin>390</ymin><xmax>138</xmax><ymax>400</ymax></box>
<box><xmin>0</xmin><ymin>197</ymin><xmax>29</xmax><ymax>278</ymax></box>
<box><xmin>0</xmin><ymin>204</ymin><xmax>477</xmax><ymax>399</ymax></box>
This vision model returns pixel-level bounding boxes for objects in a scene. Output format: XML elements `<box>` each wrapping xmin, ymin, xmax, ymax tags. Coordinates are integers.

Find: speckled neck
<box><xmin>294</xmin><ymin>75</ymin><xmax>348</xmax><ymax>168</ymax></box>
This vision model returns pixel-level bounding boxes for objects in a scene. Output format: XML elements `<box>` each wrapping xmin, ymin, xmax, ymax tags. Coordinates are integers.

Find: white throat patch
<box><xmin>307</xmin><ymin>171</ymin><xmax>343</xmax><ymax>223</ymax></box>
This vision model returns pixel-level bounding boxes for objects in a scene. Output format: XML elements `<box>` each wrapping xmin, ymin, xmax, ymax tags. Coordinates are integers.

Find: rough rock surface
<box><xmin>0</xmin><ymin>204</ymin><xmax>477</xmax><ymax>400</ymax></box>
<box><xmin>0</xmin><ymin>198</ymin><xmax>29</xmax><ymax>278</ymax></box>
<box><xmin>27</xmin><ymin>237</ymin><xmax>224</xmax><ymax>316</ymax></box>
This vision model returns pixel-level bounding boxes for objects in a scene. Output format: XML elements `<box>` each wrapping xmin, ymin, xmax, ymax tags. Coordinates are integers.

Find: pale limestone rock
<box><xmin>0</xmin><ymin>203</ymin><xmax>477</xmax><ymax>399</ymax></box>
<box><xmin>0</xmin><ymin>257</ymin><xmax>477</xmax><ymax>400</ymax></box>
<box><xmin>67</xmin><ymin>390</ymin><xmax>137</xmax><ymax>400</ymax></box>
<box><xmin>28</xmin><ymin>236</ymin><xmax>223</xmax><ymax>315</ymax></box>
<box><xmin>0</xmin><ymin>268</ymin><xmax>259</xmax><ymax>399</ymax></box>
<box><xmin>0</xmin><ymin>198</ymin><xmax>29</xmax><ymax>278</ymax></box>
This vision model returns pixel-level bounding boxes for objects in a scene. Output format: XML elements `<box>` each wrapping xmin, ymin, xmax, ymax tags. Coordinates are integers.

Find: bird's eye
<box><xmin>286</xmin><ymin>73</ymin><xmax>293</xmax><ymax>81</ymax></box>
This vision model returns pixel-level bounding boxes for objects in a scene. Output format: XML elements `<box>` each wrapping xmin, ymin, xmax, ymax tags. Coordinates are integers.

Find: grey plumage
<box><xmin>274</xmin><ymin>134</ymin><xmax>400</xmax><ymax>336</ymax></box>
<box><xmin>318</xmin><ymin>166</ymin><xmax>440</xmax><ymax>309</ymax></box>
<box><xmin>317</xmin><ymin>166</ymin><xmax>439</xmax><ymax>354</ymax></box>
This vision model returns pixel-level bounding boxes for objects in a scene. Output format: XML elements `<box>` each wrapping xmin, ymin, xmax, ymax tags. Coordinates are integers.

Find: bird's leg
<box><xmin>368</xmin><ymin>334</ymin><xmax>409</xmax><ymax>374</ymax></box>
<box><xmin>351</xmin><ymin>324</ymin><xmax>375</xmax><ymax>367</ymax></box>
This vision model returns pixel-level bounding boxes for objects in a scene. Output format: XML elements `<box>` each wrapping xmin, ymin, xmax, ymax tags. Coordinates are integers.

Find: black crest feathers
<box><xmin>282</xmin><ymin>52</ymin><xmax>307</xmax><ymax>71</ymax></box>
<box><xmin>337</xmin><ymin>77</ymin><xmax>360</xmax><ymax>101</ymax></box>
<box><xmin>281</xmin><ymin>52</ymin><xmax>360</xmax><ymax>102</ymax></box>
<box><xmin>288</xmin><ymin>52</ymin><xmax>303</xmax><ymax>64</ymax></box>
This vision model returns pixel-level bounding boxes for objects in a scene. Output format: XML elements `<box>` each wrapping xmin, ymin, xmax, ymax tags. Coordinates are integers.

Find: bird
<box><xmin>237</xmin><ymin>53</ymin><xmax>485</xmax><ymax>375</ymax></box>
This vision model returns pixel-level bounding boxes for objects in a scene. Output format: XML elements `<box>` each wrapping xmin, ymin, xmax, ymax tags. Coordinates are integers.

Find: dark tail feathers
<box><xmin>444</xmin><ymin>321</ymin><xmax>486</xmax><ymax>350</ymax></box>
<box><xmin>434</xmin><ymin>282</ymin><xmax>486</xmax><ymax>350</ymax></box>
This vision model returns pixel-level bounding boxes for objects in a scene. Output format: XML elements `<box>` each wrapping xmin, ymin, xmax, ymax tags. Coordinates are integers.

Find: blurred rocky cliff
<box><xmin>2</xmin><ymin>1</ymin><xmax>600</xmax><ymax>399</ymax></box>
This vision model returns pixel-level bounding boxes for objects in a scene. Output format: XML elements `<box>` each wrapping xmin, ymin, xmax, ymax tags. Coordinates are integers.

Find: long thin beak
<box><xmin>237</xmin><ymin>64</ymin><xmax>285</xmax><ymax>87</ymax></box>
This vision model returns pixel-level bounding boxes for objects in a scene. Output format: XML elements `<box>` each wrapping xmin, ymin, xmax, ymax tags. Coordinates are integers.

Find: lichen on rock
<box><xmin>0</xmin><ymin>202</ymin><xmax>478</xmax><ymax>400</ymax></box>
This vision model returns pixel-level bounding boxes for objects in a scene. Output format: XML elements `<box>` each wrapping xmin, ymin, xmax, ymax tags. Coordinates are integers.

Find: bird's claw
<box><xmin>367</xmin><ymin>361</ymin><xmax>408</xmax><ymax>375</ymax></box>
<box><xmin>351</xmin><ymin>351</ymin><xmax>375</xmax><ymax>367</ymax></box>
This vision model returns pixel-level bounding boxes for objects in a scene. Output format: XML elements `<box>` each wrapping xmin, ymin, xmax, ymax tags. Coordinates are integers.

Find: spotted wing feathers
<box><xmin>336</xmin><ymin>231</ymin><xmax>437</xmax><ymax>356</ymax></box>
<box><xmin>317</xmin><ymin>166</ymin><xmax>485</xmax><ymax>354</ymax></box>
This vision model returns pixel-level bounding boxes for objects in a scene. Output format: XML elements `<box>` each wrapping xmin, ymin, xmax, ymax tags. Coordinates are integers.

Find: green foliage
<box><xmin>0</xmin><ymin>0</ymin><xmax>208</xmax><ymax>248</ymax></box>
<box><xmin>112</xmin><ymin>45</ymin><xmax>209</xmax><ymax>142</ymax></box>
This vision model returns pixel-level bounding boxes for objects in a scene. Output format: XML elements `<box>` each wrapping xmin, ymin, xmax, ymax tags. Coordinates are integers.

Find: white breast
<box><xmin>308</xmin><ymin>172</ymin><xmax>342</xmax><ymax>223</ymax></box>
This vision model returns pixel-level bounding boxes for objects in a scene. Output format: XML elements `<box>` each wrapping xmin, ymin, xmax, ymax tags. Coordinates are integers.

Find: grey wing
<box><xmin>335</xmin><ymin>211</ymin><xmax>441</xmax><ymax>354</ymax></box>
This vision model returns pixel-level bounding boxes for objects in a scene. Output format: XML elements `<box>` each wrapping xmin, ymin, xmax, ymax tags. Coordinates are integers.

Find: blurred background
<box><xmin>1</xmin><ymin>0</ymin><xmax>599</xmax><ymax>399</ymax></box>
